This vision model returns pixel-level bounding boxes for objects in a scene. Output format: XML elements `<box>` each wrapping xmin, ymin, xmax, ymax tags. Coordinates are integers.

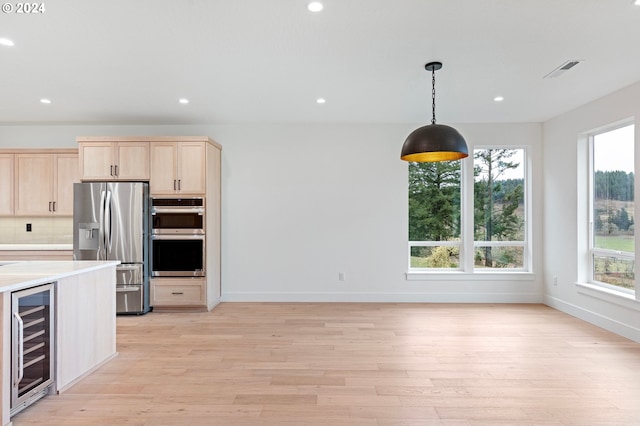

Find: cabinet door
<box><xmin>14</xmin><ymin>154</ymin><xmax>54</xmax><ymax>216</ymax></box>
<box><xmin>149</xmin><ymin>142</ymin><xmax>178</xmax><ymax>194</ymax></box>
<box><xmin>0</xmin><ymin>154</ymin><xmax>14</xmax><ymax>215</ymax></box>
<box><xmin>79</xmin><ymin>142</ymin><xmax>115</xmax><ymax>180</ymax></box>
<box><xmin>115</xmin><ymin>142</ymin><xmax>149</xmax><ymax>180</ymax></box>
<box><xmin>177</xmin><ymin>142</ymin><xmax>206</xmax><ymax>194</ymax></box>
<box><xmin>54</xmin><ymin>154</ymin><xmax>79</xmax><ymax>215</ymax></box>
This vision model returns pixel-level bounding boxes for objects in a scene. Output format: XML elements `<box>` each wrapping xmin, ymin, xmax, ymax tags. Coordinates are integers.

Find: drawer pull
<box><xmin>171</xmin><ymin>292</ymin><xmax>184</xmax><ymax>295</ymax></box>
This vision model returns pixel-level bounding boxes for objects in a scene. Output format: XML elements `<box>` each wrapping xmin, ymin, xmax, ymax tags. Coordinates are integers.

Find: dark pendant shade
<box><xmin>400</xmin><ymin>123</ymin><xmax>469</xmax><ymax>162</ymax></box>
<box><xmin>401</xmin><ymin>61</ymin><xmax>468</xmax><ymax>162</ymax></box>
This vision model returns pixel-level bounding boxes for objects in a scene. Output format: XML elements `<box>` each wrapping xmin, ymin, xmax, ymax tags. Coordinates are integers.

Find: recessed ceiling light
<box><xmin>179</xmin><ymin>98</ymin><xmax>189</xmax><ymax>104</ymax></box>
<box><xmin>0</xmin><ymin>38</ymin><xmax>15</xmax><ymax>47</ymax></box>
<box><xmin>316</xmin><ymin>98</ymin><xmax>326</xmax><ymax>104</ymax></box>
<box><xmin>635</xmin><ymin>0</ymin><xmax>640</xmax><ymax>5</ymax></box>
<box><xmin>308</xmin><ymin>2</ymin><xmax>323</xmax><ymax>12</ymax></box>
<box><xmin>494</xmin><ymin>96</ymin><xmax>504</xmax><ymax>102</ymax></box>
<box><xmin>40</xmin><ymin>99</ymin><xmax>51</xmax><ymax>104</ymax></box>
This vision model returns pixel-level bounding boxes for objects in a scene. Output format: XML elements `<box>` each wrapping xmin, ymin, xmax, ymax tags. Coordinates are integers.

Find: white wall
<box><xmin>543</xmin><ymin>81</ymin><xmax>640</xmax><ymax>342</ymax></box>
<box><xmin>0</xmin><ymin>122</ymin><xmax>544</xmax><ymax>303</ymax></box>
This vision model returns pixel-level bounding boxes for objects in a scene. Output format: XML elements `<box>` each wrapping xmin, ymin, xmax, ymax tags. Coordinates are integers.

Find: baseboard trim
<box><xmin>222</xmin><ymin>292</ymin><xmax>543</xmax><ymax>303</ymax></box>
<box><xmin>545</xmin><ymin>295</ymin><xmax>640</xmax><ymax>343</ymax></box>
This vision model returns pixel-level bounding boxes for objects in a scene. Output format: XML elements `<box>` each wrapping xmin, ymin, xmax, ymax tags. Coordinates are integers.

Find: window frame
<box><xmin>407</xmin><ymin>145</ymin><xmax>531</xmax><ymax>274</ymax></box>
<box><xmin>471</xmin><ymin>146</ymin><xmax>530</xmax><ymax>272</ymax></box>
<box><xmin>587</xmin><ymin>122</ymin><xmax>635</xmax><ymax>295</ymax></box>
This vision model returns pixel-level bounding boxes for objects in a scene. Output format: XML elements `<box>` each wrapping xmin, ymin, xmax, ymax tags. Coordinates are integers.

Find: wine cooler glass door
<box><xmin>11</xmin><ymin>283</ymin><xmax>55</xmax><ymax>417</ymax></box>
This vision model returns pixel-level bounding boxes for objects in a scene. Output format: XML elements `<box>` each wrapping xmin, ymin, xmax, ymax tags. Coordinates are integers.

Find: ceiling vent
<box><xmin>543</xmin><ymin>59</ymin><xmax>583</xmax><ymax>79</ymax></box>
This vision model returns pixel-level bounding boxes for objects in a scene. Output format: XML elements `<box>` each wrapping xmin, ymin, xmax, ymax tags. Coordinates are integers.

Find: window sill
<box><xmin>406</xmin><ymin>271</ymin><xmax>535</xmax><ymax>281</ymax></box>
<box><xmin>575</xmin><ymin>282</ymin><xmax>639</xmax><ymax>310</ymax></box>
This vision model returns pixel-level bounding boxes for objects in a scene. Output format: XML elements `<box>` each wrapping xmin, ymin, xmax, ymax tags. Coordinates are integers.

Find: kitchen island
<box><xmin>0</xmin><ymin>260</ymin><xmax>119</xmax><ymax>426</ymax></box>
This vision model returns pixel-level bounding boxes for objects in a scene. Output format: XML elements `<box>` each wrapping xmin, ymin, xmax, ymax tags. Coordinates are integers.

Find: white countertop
<box><xmin>0</xmin><ymin>244</ymin><xmax>73</xmax><ymax>251</ymax></box>
<box><xmin>0</xmin><ymin>260</ymin><xmax>120</xmax><ymax>292</ymax></box>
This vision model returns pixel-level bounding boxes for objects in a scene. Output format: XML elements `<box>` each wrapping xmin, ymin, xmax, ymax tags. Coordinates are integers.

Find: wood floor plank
<box><xmin>10</xmin><ymin>303</ymin><xmax>640</xmax><ymax>425</ymax></box>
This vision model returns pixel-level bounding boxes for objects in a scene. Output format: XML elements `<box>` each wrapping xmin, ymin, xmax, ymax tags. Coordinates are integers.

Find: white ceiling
<box><xmin>1</xmin><ymin>0</ymin><xmax>639</xmax><ymax>125</ymax></box>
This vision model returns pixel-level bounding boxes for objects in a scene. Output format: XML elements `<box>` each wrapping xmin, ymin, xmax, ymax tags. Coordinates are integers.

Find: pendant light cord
<box><xmin>431</xmin><ymin>68</ymin><xmax>436</xmax><ymax>125</ymax></box>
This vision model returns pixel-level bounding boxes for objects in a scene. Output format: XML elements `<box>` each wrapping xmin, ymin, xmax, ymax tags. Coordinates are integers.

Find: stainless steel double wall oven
<box><xmin>150</xmin><ymin>197</ymin><xmax>205</xmax><ymax>277</ymax></box>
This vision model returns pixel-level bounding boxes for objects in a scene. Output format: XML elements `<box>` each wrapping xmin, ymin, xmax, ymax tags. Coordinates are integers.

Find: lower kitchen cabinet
<box><xmin>0</xmin><ymin>250</ymin><xmax>73</xmax><ymax>261</ymax></box>
<box><xmin>150</xmin><ymin>278</ymin><xmax>206</xmax><ymax>310</ymax></box>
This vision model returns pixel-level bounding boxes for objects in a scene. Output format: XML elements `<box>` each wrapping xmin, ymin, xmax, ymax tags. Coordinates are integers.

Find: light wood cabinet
<box><xmin>14</xmin><ymin>152</ymin><xmax>79</xmax><ymax>216</ymax></box>
<box><xmin>0</xmin><ymin>154</ymin><xmax>14</xmax><ymax>216</ymax></box>
<box><xmin>77</xmin><ymin>136</ymin><xmax>222</xmax><ymax>312</ymax></box>
<box><xmin>150</xmin><ymin>277</ymin><xmax>206</xmax><ymax>310</ymax></box>
<box><xmin>149</xmin><ymin>141</ymin><xmax>206</xmax><ymax>195</ymax></box>
<box><xmin>78</xmin><ymin>141</ymin><xmax>149</xmax><ymax>181</ymax></box>
<box><xmin>0</xmin><ymin>250</ymin><xmax>73</xmax><ymax>261</ymax></box>
<box><xmin>53</xmin><ymin>154</ymin><xmax>79</xmax><ymax>215</ymax></box>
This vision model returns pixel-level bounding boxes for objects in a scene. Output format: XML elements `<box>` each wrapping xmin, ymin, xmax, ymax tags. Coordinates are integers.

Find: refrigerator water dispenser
<box><xmin>78</xmin><ymin>223</ymin><xmax>99</xmax><ymax>250</ymax></box>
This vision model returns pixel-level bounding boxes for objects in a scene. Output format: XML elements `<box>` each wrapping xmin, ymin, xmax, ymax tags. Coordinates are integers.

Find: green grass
<box><xmin>595</xmin><ymin>235</ymin><xmax>635</xmax><ymax>252</ymax></box>
<box><xmin>410</xmin><ymin>256</ymin><xmax>458</xmax><ymax>268</ymax></box>
<box><xmin>410</xmin><ymin>256</ymin><xmax>429</xmax><ymax>268</ymax></box>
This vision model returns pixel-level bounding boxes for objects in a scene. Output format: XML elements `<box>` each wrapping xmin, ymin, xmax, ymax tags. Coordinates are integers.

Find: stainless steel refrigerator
<box><xmin>73</xmin><ymin>182</ymin><xmax>151</xmax><ymax>314</ymax></box>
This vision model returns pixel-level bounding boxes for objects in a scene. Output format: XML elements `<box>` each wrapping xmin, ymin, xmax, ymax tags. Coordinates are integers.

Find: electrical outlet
<box><xmin>553</xmin><ymin>276</ymin><xmax>558</xmax><ymax>286</ymax></box>
<box><xmin>338</xmin><ymin>272</ymin><xmax>345</xmax><ymax>281</ymax></box>
<box><xmin>26</xmin><ymin>223</ymin><xmax>32</xmax><ymax>232</ymax></box>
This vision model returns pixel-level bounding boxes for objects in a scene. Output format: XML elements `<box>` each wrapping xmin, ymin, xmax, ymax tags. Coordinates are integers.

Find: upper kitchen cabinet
<box><xmin>150</xmin><ymin>141</ymin><xmax>207</xmax><ymax>195</ymax></box>
<box><xmin>0</xmin><ymin>154</ymin><xmax>14</xmax><ymax>216</ymax></box>
<box><xmin>54</xmin><ymin>154</ymin><xmax>79</xmax><ymax>215</ymax></box>
<box><xmin>78</xmin><ymin>140</ymin><xmax>149</xmax><ymax>181</ymax></box>
<box><xmin>13</xmin><ymin>150</ymin><xmax>79</xmax><ymax>216</ymax></box>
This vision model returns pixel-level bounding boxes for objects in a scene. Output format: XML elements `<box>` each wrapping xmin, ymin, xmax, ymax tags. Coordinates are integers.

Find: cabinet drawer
<box><xmin>151</xmin><ymin>278</ymin><xmax>205</xmax><ymax>306</ymax></box>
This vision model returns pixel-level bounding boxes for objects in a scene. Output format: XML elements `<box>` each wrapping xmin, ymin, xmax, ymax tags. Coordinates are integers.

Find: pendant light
<box><xmin>400</xmin><ymin>61</ymin><xmax>468</xmax><ymax>162</ymax></box>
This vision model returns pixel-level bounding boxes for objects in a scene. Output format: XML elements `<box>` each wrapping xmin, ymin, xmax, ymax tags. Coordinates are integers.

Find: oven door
<box><xmin>151</xmin><ymin>235</ymin><xmax>205</xmax><ymax>277</ymax></box>
<box><xmin>151</xmin><ymin>207</ymin><xmax>204</xmax><ymax>234</ymax></box>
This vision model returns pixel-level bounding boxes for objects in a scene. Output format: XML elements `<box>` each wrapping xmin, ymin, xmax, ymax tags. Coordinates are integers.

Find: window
<box><xmin>474</xmin><ymin>149</ymin><xmax>526</xmax><ymax>270</ymax></box>
<box><xmin>408</xmin><ymin>161</ymin><xmax>461</xmax><ymax>269</ymax></box>
<box><xmin>408</xmin><ymin>147</ymin><xmax>528</xmax><ymax>272</ymax></box>
<box><xmin>589</xmin><ymin>124</ymin><xmax>635</xmax><ymax>293</ymax></box>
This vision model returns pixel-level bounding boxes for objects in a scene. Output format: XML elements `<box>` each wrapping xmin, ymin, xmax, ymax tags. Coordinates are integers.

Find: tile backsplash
<box><xmin>0</xmin><ymin>216</ymin><xmax>73</xmax><ymax>244</ymax></box>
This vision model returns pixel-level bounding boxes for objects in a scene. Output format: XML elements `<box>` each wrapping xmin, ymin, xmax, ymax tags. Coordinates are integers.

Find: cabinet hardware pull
<box><xmin>171</xmin><ymin>292</ymin><xmax>184</xmax><ymax>295</ymax></box>
<box><xmin>115</xmin><ymin>165</ymin><xmax>118</xmax><ymax>176</ymax></box>
<box><xmin>173</xmin><ymin>180</ymin><xmax>177</xmax><ymax>190</ymax></box>
<box><xmin>52</xmin><ymin>201</ymin><xmax>56</xmax><ymax>212</ymax></box>
<box><xmin>178</xmin><ymin>179</ymin><xmax>181</xmax><ymax>190</ymax></box>
<box><xmin>48</xmin><ymin>201</ymin><xmax>52</xmax><ymax>212</ymax></box>
<box><xmin>110</xmin><ymin>165</ymin><xmax>114</xmax><ymax>176</ymax></box>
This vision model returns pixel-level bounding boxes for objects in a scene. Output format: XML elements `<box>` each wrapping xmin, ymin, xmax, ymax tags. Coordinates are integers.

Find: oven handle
<box><xmin>151</xmin><ymin>208</ymin><xmax>204</xmax><ymax>215</ymax></box>
<box><xmin>151</xmin><ymin>234</ymin><xmax>205</xmax><ymax>240</ymax></box>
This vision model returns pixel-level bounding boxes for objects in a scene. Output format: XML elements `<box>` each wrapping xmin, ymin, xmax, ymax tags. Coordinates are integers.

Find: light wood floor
<box><xmin>12</xmin><ymin>303</ymin><xmax>640</xmax><ymax>425</ymax></box>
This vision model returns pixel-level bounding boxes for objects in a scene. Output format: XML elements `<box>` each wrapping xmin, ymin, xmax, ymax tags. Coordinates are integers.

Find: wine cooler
<box><xmin>11</xmin><ymin>283</ymin><xmax>55</xmax><ymax>417</ymax></box>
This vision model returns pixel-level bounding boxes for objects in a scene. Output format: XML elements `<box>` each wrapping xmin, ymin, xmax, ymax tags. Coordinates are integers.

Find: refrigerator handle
<box><xmin>105</xmin><ymin>190</ymin><xmax>113</xmax><ymax>253</ymax></box>
<box><xmin>99</xmin><ymin>190</ymin><xmax>106</xmax><ymax>259</ymax></box>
